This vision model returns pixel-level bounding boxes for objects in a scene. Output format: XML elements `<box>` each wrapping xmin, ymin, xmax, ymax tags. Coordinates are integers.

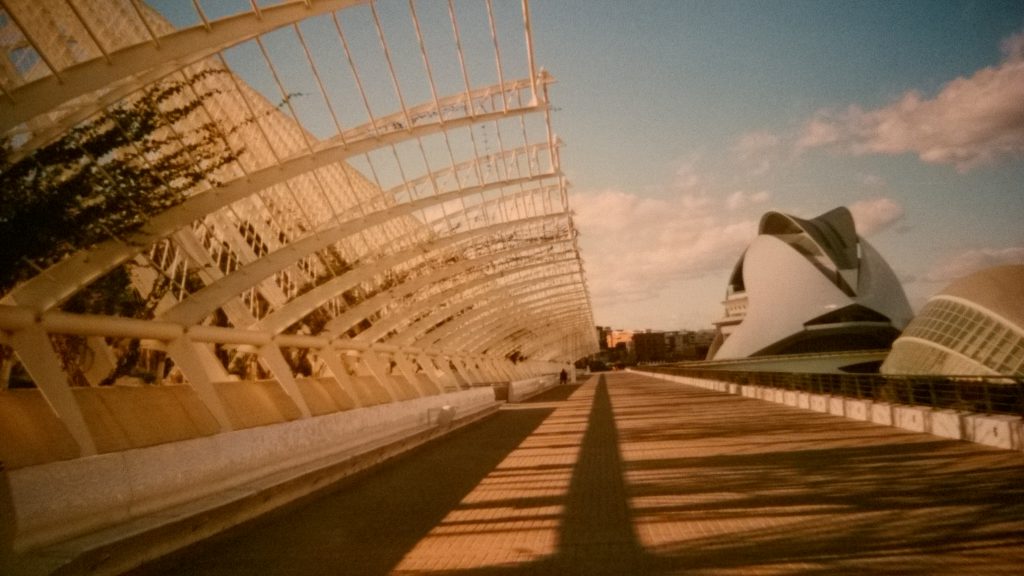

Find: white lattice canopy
<box><xmin>0</xmin><ymin>0</ymin><xmax>597</xmax><ymax>455</ymax></box>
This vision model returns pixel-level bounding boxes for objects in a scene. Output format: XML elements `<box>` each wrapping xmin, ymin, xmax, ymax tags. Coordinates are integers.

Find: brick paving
<box><xmin>132</xmin><ymin>371</ymin><xmax>1024</xmax><ymax>575</ymax></box>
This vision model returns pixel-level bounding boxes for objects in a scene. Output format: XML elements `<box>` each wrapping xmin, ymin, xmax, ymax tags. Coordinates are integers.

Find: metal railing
<box><xmin>638</xmin><ymin>365</ymin><xmax>1024</xmax><ymax>417</ymax></box>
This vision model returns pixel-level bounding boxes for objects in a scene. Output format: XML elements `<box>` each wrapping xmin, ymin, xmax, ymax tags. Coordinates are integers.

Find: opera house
<box><xmin>708</xmin><ymin>207</ymin><xmax>913</xmax><ymax>360</ymax></box>
<box><xmin>882</xmin><ymin>265</ymin><xmax>1024</xmax><ymax>377</ymax></box>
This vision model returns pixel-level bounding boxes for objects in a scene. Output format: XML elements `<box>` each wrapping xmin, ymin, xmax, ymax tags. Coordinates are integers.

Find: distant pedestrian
<box><xmin>559</xmin><ymin>368</ymin><xmax>568</xmax><ymax>384</ymax></box>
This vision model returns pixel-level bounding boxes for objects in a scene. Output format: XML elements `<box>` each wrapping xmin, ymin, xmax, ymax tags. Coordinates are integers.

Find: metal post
<box><xmin>359</xmin><ymin>350</ymin><xmax>400</xmax><ymax>401</ymax></box>
<box><xmin>166</xmin><ymin>336</ymin><xmax>233</xmax><ymax>431</ymax></box>
<box><xmin>8</xmin><ymin>326</ymin><xmax>97</xmax><ymax>455</ymax></box>
<box><xmin>317</xmin><ymin>347</ymin><xmax>363</xmax><ymax>408</ymax></box>
<box><xmin>257</xmin><ymin>343</ymin><xmax>312</xmax><ymax>418</ymax></box>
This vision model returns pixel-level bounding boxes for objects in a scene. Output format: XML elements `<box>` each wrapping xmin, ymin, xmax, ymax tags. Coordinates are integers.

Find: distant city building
<box><xmin>607</xmin><ymin>329</ymin><xmax>635</xmax><ymax>351</ymax></box>
<box><xmin>633</xmin><ymin>331</ymin><xmax>666</xmax><ymax>363</ymax></box>
<box><xmin>882</xmin><ymin>265</ymin><xmax>1024</xmax><ymax>377</ymax></box>
<box><xmin>708</xmin><ymin>207</ymin><xmax>913</xmax><ymax>360</ymax></box>
<box><xmin>595</xmin><ymin>326</ymin><xmax>612</xmax><ymax>352</ymax></box>
<box><xmin>674</xmin><ymin>329</ymin><xmax>716</xmax><ymax>360</ymax></box>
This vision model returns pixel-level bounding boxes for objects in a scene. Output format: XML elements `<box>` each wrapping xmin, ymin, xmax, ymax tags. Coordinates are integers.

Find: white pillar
<box><xmin>416</xmin><ymin>353</ymin><xmax>447</xmax><ymax>391</ymax></box>
<box><xmin>453</xmin><ymin>357</ymin><xmax>481</xmax><ymax>385</ymax></box>
<box><xmin>432</xmin><ymin>355</ymin><xmax>462</xmax><ymax>391</ymax></box>
<box><xmin>257</xmin><ymin>343</ymin><xmax>312</xmax><ymax>418</ymax></box>
<box><xmin>9</xmin><ymin>325</ymin><xmax>97</xmax><ymax>455</ymax></box>
<box><xmin>485</xmin><ymin>358</ymin><xmax>509</xmax><ymax>382</ymax></box>
<box><xmin>394</xmin><ymin>352</ymin><xmax>439</xmax><ymax>395</ymax></box>
<box><xmin>317</xmin><ymin>347</ymin><xmax>363</xmax><ymax>408</ymax></box>
<box><xmin>477</xmin><ymin>356</ymin><xmax>505</xmax><ymax>383</ymax></box>
<box><xmin>359</xmin><ymin>350</ymin><xmax>400</xmax><ymax>401</ymax></box>
<box><xmin>166</xmin><ymin>336</ymin><xmax>233</xmax><ymax>431</ymax></box>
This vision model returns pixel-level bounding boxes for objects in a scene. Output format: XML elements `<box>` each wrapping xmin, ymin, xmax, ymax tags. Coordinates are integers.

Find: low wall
<box><xmin>3</xmin><ymin>388</ymin><xmax>497</xmax><ymax>575</ymax></box>
<box><xmin>507</xmin><ymin>375</ymin><xmax>560</xmax><ymax>403</ymax></box>
<box><xmin>631</xmin><ymin>369</ymin><xmax>1024</xmax><ymax>452</ymax></box>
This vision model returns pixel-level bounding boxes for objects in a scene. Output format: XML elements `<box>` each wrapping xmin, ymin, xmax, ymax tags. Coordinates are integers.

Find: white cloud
<box><xmin>726</xmin><ymin>190</ymin><xmax>771</xmax><ymax>211</ymax></box>
<box><xmin>796</xmin><ymin>116</ymin><xmax>841</xmax><ymax>149</ymax></box>
<box><xmin>734</xmin><ymin>131</ymin><xmax>781</xmax><ymax>154</ymax></box>
<box><xmin>859</xmin><ymin>173</ymin><xmax>886</xmax><ymax>188</ymax></box>
<box><xmin>923</xmin><ymin>246</ymin><xmax>1024</xmax><ymax>283</ymax></box>
<box><xmin>797</xmin><ymin>30</ymin><xmax>1024</xmax><ymax>172</ymax></box>
<box><xmin>733</xmin><ymin>131</ymin><xmax>781</xmax><ymax>175</ymax></box>
<box><xmin>572</xmin><ymin>188</ymin><xmax>758</xmax><ymax>312</ymax></box>
<box><xmin>674</xmin><ymin>155</ymin><xmax>704</xmax><ymax>191</ymax></box>
<box><xmin>847</xmin><ymin>197</ymin><xmax>905</xmax><ymax>236</ymax></box>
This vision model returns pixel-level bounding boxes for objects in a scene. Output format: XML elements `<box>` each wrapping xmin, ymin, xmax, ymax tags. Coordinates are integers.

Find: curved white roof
<box><xmin>940</xmin><ymin>265</ymin><xmax>1024</xmax><ymax>330</ymax></box>
<box><xmin>711</xmin><ymin>207</ymin><xmax>911</xmax><ymax>360</ymax></box>
<box><xmin>881</xmin><ymin>265</ymin><xmax>1024</xmax><ymax>377</ymax></box>
<box><xmin>0</xmin><ymin>0</ymin><xmax>597</xmax><ymax>365</ymax></box>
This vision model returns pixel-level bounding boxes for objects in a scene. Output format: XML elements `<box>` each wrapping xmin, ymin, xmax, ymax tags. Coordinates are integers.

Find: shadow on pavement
<box><xmin>128</xmin><ymin>397</ymin><xmax>558</xmax><ymax>576</ymax></box>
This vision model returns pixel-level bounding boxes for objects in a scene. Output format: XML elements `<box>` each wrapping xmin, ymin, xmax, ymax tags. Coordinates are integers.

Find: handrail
<box><xmin>636</xmin><ymin>365</ymin><xmax>1024</xmax><ymax>417</ymax></box>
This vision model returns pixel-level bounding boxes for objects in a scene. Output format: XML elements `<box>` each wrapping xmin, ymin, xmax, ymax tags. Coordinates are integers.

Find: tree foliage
<box><xmin>0</xmin><ymin>68</ymin><xmax>239</xmax><ymax>294</ymax></box>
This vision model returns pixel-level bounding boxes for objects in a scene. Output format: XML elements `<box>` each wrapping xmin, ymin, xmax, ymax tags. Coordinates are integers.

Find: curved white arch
<box><xmin>253</xmin><ymin>212</ymin><xmax>568</xmax><ymax>334</ymax></box>
<box><xmin>364</xmin><ymin>267</ymin><xmax>581</xmax><ymax>345</ymax></box>
<box><xmin>322</xmin><ymin>239</ymin><xmax>576</xmax><ymax>336</ymax></box>
<box><xmin>1</xmin><ymin>1</ymin><xmax>367</xmax><ymax>133</ymax></box>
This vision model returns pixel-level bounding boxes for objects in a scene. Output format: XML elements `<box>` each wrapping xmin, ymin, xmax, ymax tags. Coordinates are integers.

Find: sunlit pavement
<box><xmin>131</xmin><ymin>371</ymin><xmax>1024</xmax><ymax>575</ymax></box>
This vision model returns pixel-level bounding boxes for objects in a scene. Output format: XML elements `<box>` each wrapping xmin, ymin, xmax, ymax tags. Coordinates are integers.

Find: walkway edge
<box><xmin>631</xmin><ymin>369</ymin><xmax>1024</xmax><ymax>452</ymax></box>
<box><xmin>4</xmin><ymin>401</ymin><xmax>500</xmax><ymax>576</ymax></box>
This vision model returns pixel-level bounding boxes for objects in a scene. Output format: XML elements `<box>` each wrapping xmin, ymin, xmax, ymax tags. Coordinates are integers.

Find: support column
<box><xmin>394</xmin><ymin>352</ymin><xmax>438</xmax><ymax>395</ymax></box>
<box><xmin>452</xmin><ymin>357</ymin><xmax>478</xmax><ymax>385</ymax></box>
<box><xmin>317</xmin><ymin>347</ymin><xmax>363</xmax><ymax>408</ymax></box>
<box><xmin>81</xmin><ymin>336</ymin><xmax>117</xmax><ymax>386</ymax></box>
<box><xmin>508</xmin><ymin>361</ymin><xmax>527</xmax><ymax>380</ymax></box>
<box><xmin>473</xmin><ymin>358</ymin><xmax>501</xmax><ymax>383</ymax></box>
<box><xmin>9</xmin><ymin>326</ymin><xmax>97</xmax><ymax>455</ymax></box>
<box><xmin>166</xmin><ymin>336</ymin><xmax>233</xmax><ymax>431</ymax></box>
<box><xmin>258</xmin><ymin>343</ymin><xmax>312</xmax><ymax>418</ymax></box>
<box><xmin>433</xmin><ymin>355</ymin><xmax>462</xmax><ymax>391</ymax></box>
<box><xmin>486</xmin><ymin>358</ymin><xmax>514</xmax><ymax>382</ymax></box>
<box><xmin>359</xmin><ymin>350</ymin><xmax>400</xmax><ymax>401</ymax></box>
<box><xmin>416</xmin><ymin>353</ymin><xmax>446</xmax><ymax>392</ymax></box>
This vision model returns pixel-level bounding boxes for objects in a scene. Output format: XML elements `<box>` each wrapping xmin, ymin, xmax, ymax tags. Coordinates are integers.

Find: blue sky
<box><xmin>146</xmin><ymin>0</ymin><xmax>1024</xmax><ymax>333</ymax></box>
<box><xmin>528</xmin><ymin>0</ymin><xmax>1024</xmax><ymax>330</ymax></box>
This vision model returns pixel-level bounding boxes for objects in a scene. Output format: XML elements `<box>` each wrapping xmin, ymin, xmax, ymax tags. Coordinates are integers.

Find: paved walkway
<box><xmin>132</xmin><ymin>371</ymin><xmax>1024</xmax><ymax>575</ymax></box>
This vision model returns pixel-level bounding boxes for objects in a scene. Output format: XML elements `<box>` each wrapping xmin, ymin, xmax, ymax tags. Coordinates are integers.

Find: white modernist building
<box><xmin>708</xmin><ymin>207</ymin><xmax>913</xmax><ymax>360</ymax></box>
<box><xmin>882</xmin><ymin>265</ymin><xmax>1024</xmax><ymax>377</ymax></box>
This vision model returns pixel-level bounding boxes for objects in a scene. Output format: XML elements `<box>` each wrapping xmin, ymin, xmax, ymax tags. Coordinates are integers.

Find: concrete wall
<box><xmin>507</xmin><ymin>375</ymin><xmax>560</xmax><ymax>403</ymax></box>
<box><xmin>0</xmin><ymin>374</ymin><xmax>447</xmax><ymax>475</ymax></box>
<box><xmin>631</xmin><ymin>369</ymin><xmax>1024</xmax><ymax>452</ymax></box>
<box><xmin>4</xmin><ymin>387</ymin><xmax>497</xmax><ymax>560</ymax></box>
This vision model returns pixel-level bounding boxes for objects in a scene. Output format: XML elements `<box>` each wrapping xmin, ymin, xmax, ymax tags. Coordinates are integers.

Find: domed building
<box><xmin>882</xmin><ymin>265</ymin><xmax>1024</xmax><ymax>376</ymax></box>
<box><xmin>708</xmin><ymin>207</ymin><xmax>913</xmax><ymax>360</ymax></box>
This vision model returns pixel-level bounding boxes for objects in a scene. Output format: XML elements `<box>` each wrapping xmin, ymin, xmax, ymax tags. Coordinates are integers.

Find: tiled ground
<box><xmin>132</xmin><ymin>371</ymin><xmax>1024</xmax><ymax>575</ymax></box>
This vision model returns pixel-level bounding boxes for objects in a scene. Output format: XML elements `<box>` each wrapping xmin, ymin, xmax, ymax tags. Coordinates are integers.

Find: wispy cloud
<box><xmin>726</xmin><ymin>190</ymin><xmax>771</xmax><ymax>211</ymax></box>
<box><xmin>797</xmin><ymin>29</ymin><xmax>1024</xmax><ymax>172</ymax></box>
<box><xmin>923</xmin><ymin>246</ymin><xmax>1024</xmax><ymax>283</ymax></box>
<box><xmin>848</xmin><ymin>197</ymin><xmax>905</xmax><ymax>236</ymax></box>
<box><xmin>733</xmin><ymin>131</ymin><xmax>781</xmax><ymax>175</ymax></box>
<box><xmin>573</xmin><ymin>187</ymin><xmax>757</xmax><ymax>309</ymax></box>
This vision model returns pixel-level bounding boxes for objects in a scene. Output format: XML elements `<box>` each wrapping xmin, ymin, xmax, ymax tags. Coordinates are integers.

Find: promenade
<box><xmin>132</xmin><ymin>371</ymin><xmax>1024</xmax><ymax>575</ymax></box>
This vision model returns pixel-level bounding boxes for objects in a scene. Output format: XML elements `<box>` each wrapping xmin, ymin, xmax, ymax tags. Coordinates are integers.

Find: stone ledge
<box><xmin>4</xmin><ymin>390</ymin><xmax>498</xmax><ymax>576</ymax></box>
<box><xmin>507</xmin><ymin>375</ymin><xmax>559</xmax><ymax>403</ymax></box>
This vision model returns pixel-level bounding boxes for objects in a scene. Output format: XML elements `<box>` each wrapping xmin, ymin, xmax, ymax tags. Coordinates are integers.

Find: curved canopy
<box><xmin>0</xmin><ymin>0</ymin><xmax>597</xmax><ymax>375</ymax></box>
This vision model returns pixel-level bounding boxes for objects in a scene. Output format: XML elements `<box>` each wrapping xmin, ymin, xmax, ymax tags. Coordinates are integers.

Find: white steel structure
<box><xmin>0</xmin><ymin>0</ymin><xmax>598</xmax><ymax>459</ymax></box>
<box><xmin>883</xmin><ymin>265</ymin><xmax>1024</xmax><ymax>377</ymax></box>
<box><xmin>708</xmin><ymin>207</ymin><xmax>913</xmax><ymax>360</ymax></box>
